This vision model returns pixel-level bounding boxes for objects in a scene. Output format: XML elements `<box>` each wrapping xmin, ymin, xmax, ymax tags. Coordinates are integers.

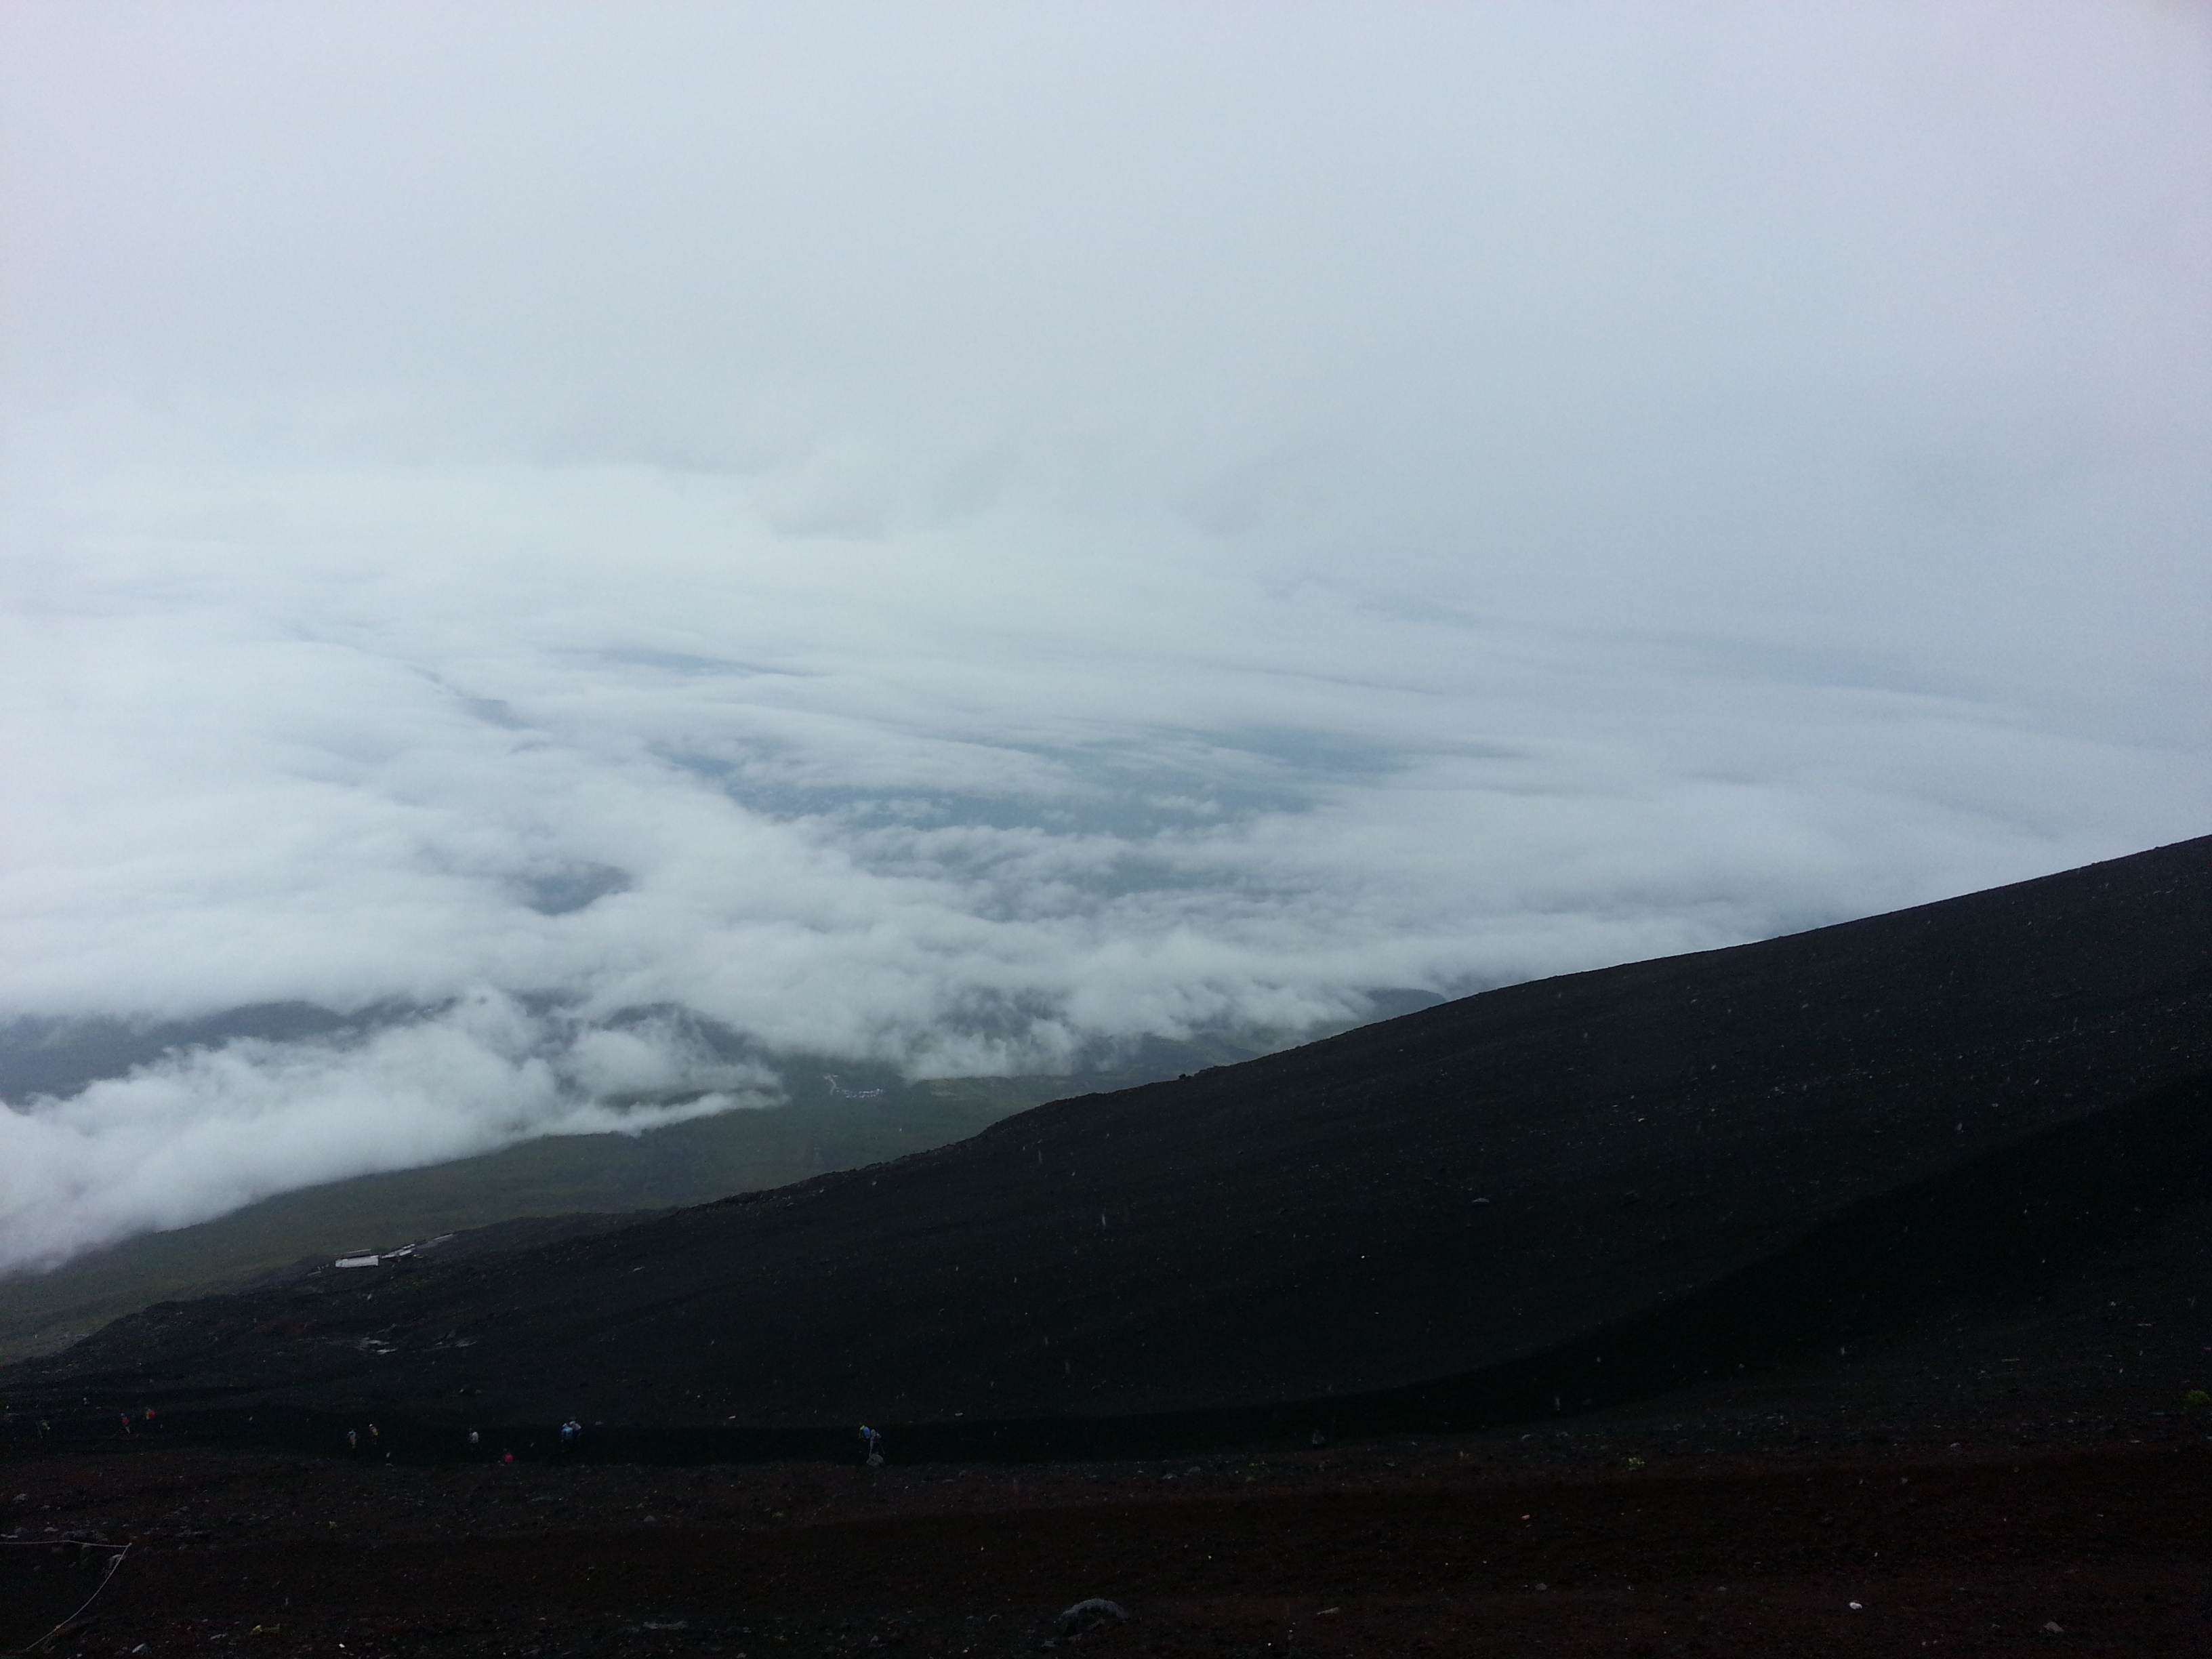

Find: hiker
<box><xmin>468</xmin><ymin>1429</ymin><xmax>480</xmax><ymax>1448</ymax></box>
<box><xmin>347</xmin><ymin>1429</ymin><xmax>359</xmax><ymax>1453</ymax></box>
<box><xmin>859</xmin><ymin>1425</ymin><xmax>884</xmax><ymax>1465</ymax></box>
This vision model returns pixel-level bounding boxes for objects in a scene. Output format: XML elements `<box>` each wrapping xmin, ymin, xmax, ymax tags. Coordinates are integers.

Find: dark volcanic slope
<box><xmin>13</xmin><ymin>836</ymin><xmax>2210</xmax><ymax>1443</ymax></box>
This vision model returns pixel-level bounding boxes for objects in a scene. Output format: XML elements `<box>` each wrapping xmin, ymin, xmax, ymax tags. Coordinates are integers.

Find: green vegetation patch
<box><xmin>0</xmin><ymin>1045</ymin><xmax>1259</xmax><ymax>1362</ymax></box>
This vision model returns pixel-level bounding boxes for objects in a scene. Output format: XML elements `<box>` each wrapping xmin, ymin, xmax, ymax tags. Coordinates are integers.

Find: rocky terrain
<box><xmin>3</xmin><ymin>833</ymin><xmax>2207</xmax><ymax>1652</ymax></box>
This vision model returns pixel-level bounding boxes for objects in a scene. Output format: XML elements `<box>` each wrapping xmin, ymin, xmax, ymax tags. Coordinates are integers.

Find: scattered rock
<box><xmin>1056</xmin><ymin>1598</ymin><xmax>1127</xmax><ymax>1637</ymax></box>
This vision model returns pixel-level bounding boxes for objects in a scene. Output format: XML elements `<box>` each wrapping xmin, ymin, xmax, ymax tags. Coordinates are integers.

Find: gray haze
<box><xmin>2</xmin><ymin>2</ymin><xmax>2207</xmax><ymax>1273</ymax></box>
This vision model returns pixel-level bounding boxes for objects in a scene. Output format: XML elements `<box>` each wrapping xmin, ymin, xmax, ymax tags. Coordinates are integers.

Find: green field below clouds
<box><xmin>0</xmin><ymin>1044</ymin><xmax>1263</xmax><ymax>1364</ymax></box>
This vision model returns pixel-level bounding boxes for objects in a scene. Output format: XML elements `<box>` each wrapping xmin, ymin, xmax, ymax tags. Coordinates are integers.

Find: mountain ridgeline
<box><xmin>7</xmin><ymin>835</ymin><xmax>2208</xmax><ymax>1460</ymax></box>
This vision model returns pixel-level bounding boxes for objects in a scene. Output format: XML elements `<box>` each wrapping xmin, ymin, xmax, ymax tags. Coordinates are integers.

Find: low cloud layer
<box><xmin>2</xmin><ymin>3</ymin><xmax>2207</xmax><ymax>1272</ymax></box>
<box><xmin>0</xmin><ymin>996</ymin><xmax>774</xmax><ymax>1273</ymax></box>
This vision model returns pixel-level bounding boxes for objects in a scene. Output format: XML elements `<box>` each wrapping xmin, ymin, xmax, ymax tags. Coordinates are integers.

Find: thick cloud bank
<box><xmin>2</xmin><ymin>3</ymin><xmax>2207</xmax><ymax>1272</ymax></box>
<box><xmin>0</xmin><ymin>997</ymin><xmax>775</xmax><ymax>1276</ymax></box>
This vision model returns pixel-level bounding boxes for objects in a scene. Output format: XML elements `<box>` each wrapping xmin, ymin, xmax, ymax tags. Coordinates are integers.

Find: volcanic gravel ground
<box><xmin>3</xmin><ymin>1438</ymin><xmax>2205</xmax><ymax>1656</ymax></box>
<box><xmin>8</xmin><ymin>1314</ymin><xmax>2211</xmax><ymax>1659</ymax></box>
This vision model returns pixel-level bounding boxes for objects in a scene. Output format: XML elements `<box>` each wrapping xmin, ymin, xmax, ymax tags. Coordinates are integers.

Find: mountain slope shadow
<box><xmin>1295</xmin><ymin>1067</ymin><xmax>2212</xmax><ymax>1441</ymax></box>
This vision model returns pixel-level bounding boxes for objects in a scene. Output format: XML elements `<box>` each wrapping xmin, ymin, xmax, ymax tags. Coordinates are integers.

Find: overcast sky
<box><xmin>3</xmin><ymin>1</ymin><xmax>2208</xmax><ymax>1273</ymax></box>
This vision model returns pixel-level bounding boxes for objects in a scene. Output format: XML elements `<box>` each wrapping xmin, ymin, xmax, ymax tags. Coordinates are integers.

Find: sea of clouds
<box><xmin>1</xmin><ymin>1</ymin><xmax>2207</xmax><ymax>1273</ymax></box>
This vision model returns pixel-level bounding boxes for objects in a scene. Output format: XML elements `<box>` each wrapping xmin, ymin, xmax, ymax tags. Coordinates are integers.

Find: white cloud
<box><xmin>0</xmin><ymin>994</ymin><xmax>775</xmax><ymax>1274</ymax></box>
<box><xmin>0</xmin><ymin>1</ymin><xmax>2207</xmax><ymax>1269</ymax></box>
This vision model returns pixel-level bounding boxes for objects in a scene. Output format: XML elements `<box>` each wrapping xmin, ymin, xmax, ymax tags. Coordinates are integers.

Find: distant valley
<box><xmin>0</xmin><ymin>1027</ymin><xmax>1331</xmax><ymax>1362</ymax></box>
